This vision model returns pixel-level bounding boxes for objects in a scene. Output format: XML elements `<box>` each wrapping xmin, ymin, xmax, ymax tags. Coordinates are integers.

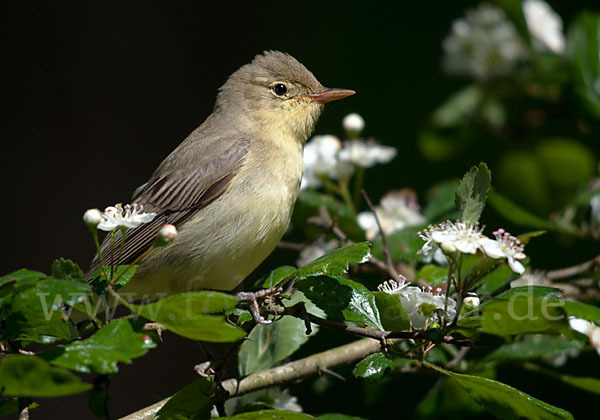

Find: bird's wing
<box><xmin>89</xmin><ymin>138</ymin><xmax>249</xmax><ymax>276</ymax></box>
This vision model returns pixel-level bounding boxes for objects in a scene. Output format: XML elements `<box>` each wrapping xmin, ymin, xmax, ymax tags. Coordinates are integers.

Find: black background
<box><xmin>3</xmin><ymin>1</ymin><xmax>598</xmax><ymax>419</ymax></box>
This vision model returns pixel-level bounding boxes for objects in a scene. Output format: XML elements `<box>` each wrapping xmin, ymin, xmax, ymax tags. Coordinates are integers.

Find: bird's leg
<box><xmin>235</xmin><ymin>285</ymin><xmax>283</xmax><ymax>325</ymax></box>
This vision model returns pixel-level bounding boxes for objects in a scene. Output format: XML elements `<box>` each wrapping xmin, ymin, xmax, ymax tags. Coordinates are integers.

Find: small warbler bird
<box><xmin>91</xmin><ymin>51</ymin><xmax>354</xmax><ymax>301</ymax></box>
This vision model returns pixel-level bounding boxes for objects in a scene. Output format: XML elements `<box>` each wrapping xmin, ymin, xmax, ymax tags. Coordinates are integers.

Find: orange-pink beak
<box><xmin>303</xmin><ymin>88</ymin><xmax>356</xmax><ymax>104</ymax></box>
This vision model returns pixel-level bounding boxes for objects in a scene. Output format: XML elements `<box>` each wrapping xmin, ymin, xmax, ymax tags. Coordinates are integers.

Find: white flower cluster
<box><xmin>301</xmin><ymin>113</ymin><xmax>397</xmax><ymax>190</ymax></box>
<box><xmin>418</xmin><ymin>221</ymin><xmax>527</xmax><ymax>274</ymax></box>
<box><xmin>443</xmin><ymin>3</ymin><xmax>527</xmax><ymax>79</ymax></box>
<box><xmin>83</xmin><ymin>203</ymin><xmax>157</xmax><ymax>231</ymax></box>
<box><xmin>523</xmin><ymin>0</ymin><xmax>565</xmax><ymax>54</ymax></box>
<box><xmin>569</xmin><ymin>317</ymin><xmax>600</xmax><ymax>356</ymax></box>
<box><xmin>378</xmin><ymin>278</ymin><xmax>457</xmax><ymax>330</ymax></box>
<box><xmin>357</xmin><ymin>190</ymin><xmax>426</xmax><ymax>240</ymax></box>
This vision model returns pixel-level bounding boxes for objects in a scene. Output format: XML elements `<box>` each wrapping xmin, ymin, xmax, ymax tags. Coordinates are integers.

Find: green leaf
<box><xmin>2</xmin><ymin>278</ymin><xmax>90</xmax><ymax>342</ymax></box>
<box><xmin>557</xmin><ymin>374</ymin><xmax>600</xmax><ymax>395</ymax></box>
<box><xmin>0</xmin><ymin>355</ymin><xmax>92</xmax><ymax>397</ymax></box>
<box><xmin>295</xmin><ymin>276</ymin><xmax>352</xmax><ymax>322</ymax></box>
<box><xmin>373</xmin><ymin>292</ymin><xmax>410</xmax><ymax>331</ymax></box>
<box><xmin>417</xmin><ymin>265</ymin><xmax>449</xmax><ymax>287</ymax></box>
<box><xmin>567</xmin><ymin>12</ymin><xmax>600</xmax><ymax>118</ymax></box>
<box><xmin>486</xmin><ymin>335</ymin><xmax>583</xmax><ymax>362</ymax></box>
<box><xmin>372</xmin><ymin>225</ymin><xmax>426</xmax><ymax>262</ymax></box>
<box><xmin>238</xmin><ymin>291</ymin><xmax>323</xmax><ymax>376</ymax></box>
<box><xmin>487</xmin><ymin>190</ymin><xmax>556</xmax><ymax>230</ymax></box>
<box><xmin>494</xmin><ymin>286</ymin><xmax>563</xmax><ymax>301</ymax></box>
<box><xmin>455</xmin><ymin>162</ymin><xmax>491</xmax><ymax>224</ymax></box>
<box><xmin>40</xmin><ymin>319</ymin><xmax>155</xmax><ymax>374</ymax></box>
<box><xmin>517</xmin><ymin>230</ymin><xmax>547</xmax><ymax>245</ymax></box>
<box><xmin>296</xmin><ymin>242</ymin><xmax>371</xmax><ymax>280</ymax></box>
<box><xmin>481</xmin><ymin>298</ymin><xmax>567</xmax><ymax>335</ymax></box>
<box><xmin>223</xmin><ymin>410</ymin><xmax>315</xmax><ymax>419</ymax></box>
<box><xmin>155</xmin><ymin>378</ymin><xmax>213</xmax><ymax>420</ymax></box>
<box><xmin>91</xmin><ymin>265</ymin><xmax>138</xmax><ymax>293</ymax></box>
<box><xmin>423</xmin><ymin>180</ymin><xmax>459</xmax><ymax>222</ymax></box>
<box><xmin>563</xmin><ymin>300</ymin><xmax>600</xmax><ymax>324</ymax></box>
<box><xmin>129</xmin><ymin>292</ymin><xmax>245</xmax><ymax>342</ymax></box>
<box><xmin>424</xmin><ymin>361</ymin><xmax>573</xmax><ymax>420</ymax></box>
<box><xmin>51</xmin><ymin>258</ymin><xmax>85</xmax><ymax>283</ymax></box>
<box><xmin>259</xmin><ymin>266</ymin><xmax>297</xmax><ymax>288</ymax></box>
<box><xmin>476</xmin><ymin>265</ymin><xmax>520</xmax><ymax>295</ymax></box>
<box><xmin>353</xmin><ymin>352</ymin><xmax>393</xmax><ymax>381</ymax></box>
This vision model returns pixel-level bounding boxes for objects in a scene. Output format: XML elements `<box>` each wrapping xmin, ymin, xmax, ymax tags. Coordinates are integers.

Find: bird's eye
<box><xmin>272</xmin><ymin>83</ymin><xmax>288</xmax><ymax>96</ymax></box>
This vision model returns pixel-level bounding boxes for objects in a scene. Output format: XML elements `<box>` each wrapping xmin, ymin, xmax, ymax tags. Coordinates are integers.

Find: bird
<box><xmin>90</xmin><ymin>51</ymin><xmax>354</xmax><ymax>305</ymax></box>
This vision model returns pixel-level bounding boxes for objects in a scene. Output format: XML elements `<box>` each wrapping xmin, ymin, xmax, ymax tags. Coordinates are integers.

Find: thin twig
<box><xmin>361</xmin><ymin>189</ymin><xmax>402</xmax><ymax>282</ymax></box>
<box><xmin>119</xmin><ymin>338</ymin><xmax>382</xmax><ymax>420</ymax></box>
<box><xmin>545</xmin><ymin>255</ymin><xmax>600</xmax><ymax>281</ymax></box>
<box><xmin>446</xmin><ymin>347</ymin><xmax>469</xmax><ymax>369</ymax></box>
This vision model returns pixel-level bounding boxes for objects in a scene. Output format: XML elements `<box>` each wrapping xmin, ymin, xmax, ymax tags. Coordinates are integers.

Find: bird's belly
<box><xmin>122</xmin><ymin>173</ymin><xmax>299</xmax><ymax>299</ymax></box>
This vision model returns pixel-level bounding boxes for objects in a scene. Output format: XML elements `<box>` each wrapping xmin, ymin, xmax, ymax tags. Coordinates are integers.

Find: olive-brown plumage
<box><xmin>92</xmin><ymin>51</ymin><xmax>354</xmax><ymax>300</ymax></box>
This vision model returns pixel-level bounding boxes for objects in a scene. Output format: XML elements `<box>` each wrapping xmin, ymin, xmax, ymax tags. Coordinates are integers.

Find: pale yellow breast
<box><xmin>119</xmin><ymin>134</ymin><xmax>304</xmax><ymax>299</ymax></box>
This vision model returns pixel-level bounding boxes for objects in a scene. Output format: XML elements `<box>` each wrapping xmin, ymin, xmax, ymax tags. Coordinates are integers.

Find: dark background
<box><xmin>2</xmin><ymin>1</ymin><xmax>598</xmax><ymax>419</ymax></box>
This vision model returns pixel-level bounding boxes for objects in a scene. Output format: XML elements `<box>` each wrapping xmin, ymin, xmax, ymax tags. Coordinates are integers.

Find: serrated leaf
<box><xmin>481</xmin><ymin>298</ymin><xmax>567</xmax><ymax>335</ymax></box>
<box><xmin>455</xmin><ymin>163</ymin><xmax>491</xmax><ymax>224</ymax></box>
<box><xmin>353</xmin><ymin>352</ymin><xmax>393</xmax><ymax>381</ymax></box>
<box><xmin>373</xmin><ymin>292</ymin><xmax>410</xmax><ymax>331</ymax></box>
<box><xmin>476</xmin><ymin>265</ymin><xmax>520</xmax><ymax>295</ymax></box>
<box><xmin>486</xmin><ymin>335</ymin><xmax>582</xmax><ymax>362</ymax></box>
<box><xmin>260</xmin><ymin>266</ymin><xmax>297</xmax><ymax>288</ymax></box>
<box><xmin>0</xmin><ymin>355</ymin><xmax>91</xmax><ymax>397</ymax></box>
<box><xmin>51</xmin><ymin>258</ymin><xmax>85</xmax><ymax>283</ymax></box>
<box><xmin>155</xmin><ymin>377</ymin><xmax>213</xmax><ymax>420</ymax></box>
<box><xmin>223</xmin><ymin>410</ymin><xmax>315</xmax><ymax>420</ymax></box>
<box><xmin>424</xmin><ymin>361</ymin><xmax>573</xmax><ymax>420</ymax></box>
<box><xmin>40</xmin><ymin>319</ymin><xmax>155</xmax><ymax>374</ymax></box>
<box><xmin>2</xmin><ymin>278</ymin><xmax>90</xmax><ymax>342</ymax></box>
<box><xmin>295</xmin><ymin>276</ymin><xmax>353</xmax><ymax>322</ymax></box>
<box><xmin>238</xmin><ymin>291</ymin><xmax>323</xmax><ymax>376</ymax></box>
<box><xmin>493</xmin><ymin>286</ymin><xmax>563</xmax><ymax>300</ymax></box>
<box><xmin>90</xmin><ymin>265</ymin><xmax>138</xmax><ymax>293</ymax></box>
<box><xmin>129</xmin><ymin>292</ymin><xmax>245</xmax><ymax>342</ymax></box>
<box><xmin>296</xmin><ymin>243</ymin><xmax>371</xmax><ymax>280</ymax></box>
<box><xmin>319</xmin><ymin>415</ymin><xmax>366</xmax><ymax>420</ymax></box>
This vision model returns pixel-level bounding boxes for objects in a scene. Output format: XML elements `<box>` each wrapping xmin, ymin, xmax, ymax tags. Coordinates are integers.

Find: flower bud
<box><xmin>156</xmin><ymin>224</ymin><xmax>178</xmax><ymax>247</ymax></box>
<box><xmin>463</xmin><ymin>293</ymin><xmax>480</xmax><ymax>310</ymax></box>
<box><xmin>441</xmin><ymin>241</ymin><xmax>457</xmax><ymax>254</ymax></box>
<box><xmin>342</xmin><ymin>113</ymin><xmax>365</xmax><ymax>138</ymax></box>
<box><xmin>83</xmin><ymin>208</ymin><xmax>102</xmax><ymax>227</ymax></box>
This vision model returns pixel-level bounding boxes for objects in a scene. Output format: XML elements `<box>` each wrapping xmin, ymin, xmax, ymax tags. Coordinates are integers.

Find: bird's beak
<box><xmin>303</xmin><ymin>88</ymin><xmax>356</xmax><ymax>104</ymax></box>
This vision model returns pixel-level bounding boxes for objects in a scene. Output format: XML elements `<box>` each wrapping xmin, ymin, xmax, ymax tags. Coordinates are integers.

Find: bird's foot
<box><xmin>235</xmin><ymin>285</ymin><xmax>283</xmax><ymax>325</ymax></box>
<box><xmin>194</xmin><ymin>361</ymin><xmax>215</xmax><ymax>377</ymax></box>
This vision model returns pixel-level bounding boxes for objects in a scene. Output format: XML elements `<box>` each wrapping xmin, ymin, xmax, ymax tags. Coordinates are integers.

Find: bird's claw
<box><xmin>236</xmin><ymin>286</ymin><xmax>283</xmax><ymax>325</ymax></box>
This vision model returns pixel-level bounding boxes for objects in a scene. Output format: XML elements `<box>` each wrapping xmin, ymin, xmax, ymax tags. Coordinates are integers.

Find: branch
<box><xmin>278</xmin><ymin>302</ymin><xmax>471</xmax><ymax>346</ymax></box>
<box><xmin>118</xmin><ymin>338</ymin><xmax>381</xmax><ymax>420</ymax></box>
<box><xmin>545</xmin><ymin>254</ymin><xmax>600</xmax><ymax>281</ymax></box>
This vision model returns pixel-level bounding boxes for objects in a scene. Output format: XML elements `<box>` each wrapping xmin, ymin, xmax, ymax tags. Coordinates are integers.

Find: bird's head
<box><xmin>216</xmin><ymin>51</ymin><xmax>354</xmax><ymax>142</ymax></box>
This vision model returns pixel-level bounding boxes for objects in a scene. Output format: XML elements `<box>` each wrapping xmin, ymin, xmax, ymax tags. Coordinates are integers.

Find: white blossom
<box><xmin>568</xmin><ymin>317</ymin><xmax>600</xmax><ymax>356</ymax></box>
<box><xmin>443</xmin><ymin>3</ymin><xmax>527</xmax><ymax>79</ymax></box>
<box><xmin>357</xmin><ymin>190</ymin><xmax>426</xmax><ymax>240</ymax></box>
<box><xmin>463</xmin><ymin>293</ymin><xmax>480</xmax><ymax>310</ymax></box>
<box><xmin>297</xmin><ymin>239</ymin><xmax>339</xmax><ymax>267</ymax></box>
<box><xmin>339</xmin><ymin>139</ymin><xmax>397</xmax><ymax>168</ymax></box>
<box><xmin>523</xmin><ymin>0</ymin><xmax>565</xmax><ymax>54</ymax></box>
<box><xmin>418</xmin><ymin>220</ymin><xmax>486</xmax><ymax>257</ymax></box>
<box><xmin>378</xmin><ymin>278</ymin><xmax>456</xmax><ymax>330</ymax></box>
<box><xmin>97</xmin><ymin>203</ymin><xmax>157</xmax><ymax>231</ymax></box>
<box><xmin>342</xmin><ymin>113</ymin><xmax>365</xmax><ymax>138</ymax></box>
<box><xmin>83</xmin><ymin>208</ymin><xmax>102</xmax><ymax>227</ymax></box>
<box><xmin>301</xmin><ymin>135</ymin><xmax>353</xmax><ymax>190</ymax></box>
<box><xmin>480</xmin><ymin>228</ymin><xmax>526</xmax><ymax>274</ymax></box>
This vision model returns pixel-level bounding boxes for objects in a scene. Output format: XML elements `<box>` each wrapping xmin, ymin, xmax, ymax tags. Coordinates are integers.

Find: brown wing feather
<box><xmin>89</xmin><ymin>140</ymin><xmax>248</xmax><ymax>277</ymax></box>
